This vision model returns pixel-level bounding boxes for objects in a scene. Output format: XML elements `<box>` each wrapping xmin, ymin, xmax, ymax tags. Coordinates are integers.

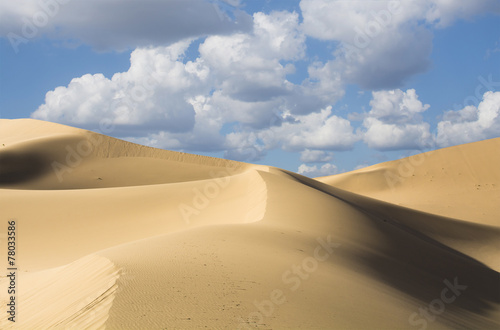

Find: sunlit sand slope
<box><xmin>0</xmin><ymin>119</ymin><xmax>498</xmax><ymax>329</ymax></box>
<box><xmin>317</xmin><ymin>138</ymin><xmax>500</xmax><ymax>227</ymax></box>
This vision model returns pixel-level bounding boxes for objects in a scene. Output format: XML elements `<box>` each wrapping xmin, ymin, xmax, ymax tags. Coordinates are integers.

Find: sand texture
<box><xmin>0</xmin><ymin>118</ymin><xmax>499</xmax><ymax>329</ymax></box>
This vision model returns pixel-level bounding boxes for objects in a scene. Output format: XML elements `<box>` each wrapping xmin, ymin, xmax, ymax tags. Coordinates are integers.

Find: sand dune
<box><xmin>0</xmin><ymin>119</ymin><xmax>499</xmax><ymax>329</ymax></box>
<box><xmin>317</xmin><ymin>138</ymin><xmax>500</xmax><ymax>227</ymax></box>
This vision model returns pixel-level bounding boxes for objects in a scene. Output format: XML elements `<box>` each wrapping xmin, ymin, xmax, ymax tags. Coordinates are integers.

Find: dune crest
<box><xmin>317</xmin><ymin>138</ymin><xmax>500</xmax><ymax>227</ymax></box>
<box><xmin>0</xmin><ymin>119</ymin><xmax>498</xmax><ymax>329</ymax></box>
<box><xmin>0</xmin><ymin>118</ymin><xmax>251</xmax><ymax>189</ymax></box>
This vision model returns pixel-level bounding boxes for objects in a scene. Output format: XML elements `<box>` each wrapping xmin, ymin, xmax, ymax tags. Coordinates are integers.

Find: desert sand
<box><xmin>0</xmin><ymin>118</ymin><xmax>499</xmax><ymax>329</ymax></box>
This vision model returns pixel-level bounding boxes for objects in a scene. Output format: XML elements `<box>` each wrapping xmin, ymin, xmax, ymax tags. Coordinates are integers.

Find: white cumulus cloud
<box><xmin>31</xmin><ymin>11</ymin><xmax>350</xmax><ymax>159</ymax></box>
<box><xmin>300</xmin><ymin>150</ymin><xmax>334</xmax><ymax>163</ymax></box>
<box><xmin>285</xmin><ymin>107</ymin><xmax>359</xmax><ymax>150</ymax></box>
<box><xmin>21</xmin><ymin>0</ymin><xmax>500</xmax><ymax>164</ymax></box>
<box><xmin>32</xmin><ymin>40</ymin><xmax>207</xmax><ymax>135</ymax></box>
<box><xmin>298</xmin><ymin>163</ymin><xmax>338</xmax><ymax>178</ymax></box>
<box><xmin>0</xmin><ymin>0</ymin><xmax>252</xmax><ymax>51</ymax></box>
<box><xmin>362</xmin><ymin>89</ymin><xmax>433</xmax><ymax>150</ymax></box>
<box><xmin>436</xmin><ymin>91</ymin><xmax>500</xmax><ymax>147</ymax></box>
<box><xmin>299</xmin><ymin>0</ymin><xmax>499</xmax><ymax>89</ymax></box>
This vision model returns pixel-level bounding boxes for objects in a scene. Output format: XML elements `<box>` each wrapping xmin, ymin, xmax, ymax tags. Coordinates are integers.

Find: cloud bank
<box><xmin>1</xmin><ymin>0</ymin><xmax>252</xmax><ymax>51</ymax></box>
<box><xmin>16</xmin><ymin>0</ymin><xmax>500</xmax><ymax>164</ymax></box>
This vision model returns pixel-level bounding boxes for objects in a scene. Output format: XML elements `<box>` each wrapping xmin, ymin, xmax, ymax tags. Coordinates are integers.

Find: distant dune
<box><xmin>317</xmin><ymin>138</ymin><xmax>500</xmax><ymax>227</ymax></box>
<box><xmin>1</xmin><ymin>119</ymin><xmax>499</xmax><ymax>329</ymax></box>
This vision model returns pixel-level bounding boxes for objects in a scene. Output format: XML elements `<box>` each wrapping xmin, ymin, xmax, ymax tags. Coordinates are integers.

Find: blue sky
<box><xmin>1</xmin><ymin>0</ymin><xmax>499</xmax><ymax>176</ymax></box>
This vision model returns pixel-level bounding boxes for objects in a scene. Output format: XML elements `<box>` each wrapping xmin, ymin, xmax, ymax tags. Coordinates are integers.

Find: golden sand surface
<box><xmin>1</xmin><ymin>119</ymin><xmax>498</xmax><ymax>329</ymax></box>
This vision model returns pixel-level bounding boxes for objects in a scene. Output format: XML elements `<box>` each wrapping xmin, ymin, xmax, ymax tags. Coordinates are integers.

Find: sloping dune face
<box><xmin>0</xmin><ymin>119</ymin><xmax>251</xmax><ymax>189</ymax></box>
<box><xmin>0</xmin><ymin>119</ymin><xmax>499</xmax><ymax>329</ymax></box>
<box><xmin>317</xmin><ymin>138</ymin><xmax>500</xmax><ymax>227</ymax></box>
